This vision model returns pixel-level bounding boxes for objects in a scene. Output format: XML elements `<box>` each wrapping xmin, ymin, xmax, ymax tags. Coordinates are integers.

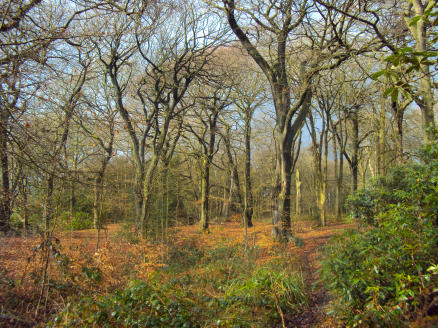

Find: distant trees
<box><xmin>216</xmin><ymin>0</ymin><xmax>379</xmax><ymax>239</ymax></box>
<box><xmin>0</xmin><ymin>0</ymin><xmax>434</xmax><ymax>242</ymax></box>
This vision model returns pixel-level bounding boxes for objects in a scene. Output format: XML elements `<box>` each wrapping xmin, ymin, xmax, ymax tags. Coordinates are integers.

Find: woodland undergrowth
<box><xmin>320</xmin><ymin>141</ymin><xmax>438</xmax><ymax>327</ymax></box>
<box><xmin>0</xmin><ymin>221</ymin><xmax>311</xmax><ymax>328</ymax></box>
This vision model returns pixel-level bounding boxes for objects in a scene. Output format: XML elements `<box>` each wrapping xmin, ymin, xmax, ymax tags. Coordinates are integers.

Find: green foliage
<box><xmin>177</xmin><ymin>242</ymin><xmax>308</xmax><ymax>326</ymax></box>
<box><xmin>51</xmin><ymin>279</ymin><xmax>197</xmax><ymax>328</ymax></box>
<box><xmin>81</xmin><ymin>266</ymin><xmax>102</xmax><ymax>284</ymax></box>
<box><xmin>52</xmin><ymin>241</ymin><xmax>309</xmax><ymax>328</ymax></box>
<box><xmin>10</xmin><ymin>212</ymin><xmax>24</xmax><ymax>230</ymax></box>
<box><xmin>225</xmin><ymin>266</ymin><xmax>308</xmax><ymax>314</ymax></box>
<box><xmin>320</xmin><ymin>213</ymin><xmax>437</xmax><ymax>326</ymax></box>
<box><xmin>371</xmin><ymin>1</ymin><xmax>438</xmax><ymax>101</ymax></box>
<box><xmin>321</xmin><ymin>141</ymin><xmax>438</xmax><ymax>326</ymax></box>
<box><xmin>346</xmin><ymin>160</ymin><xmax>438</xmax><ymax>227</ymax></box>
<box><xmin>166</xmin><ymin>244</ymin><xmax>204</xmax><ymax>270</ymax></box>
<box><xmin>60</xmin><ymin>211</ymin><xmax>94</xmax><ymax>231</ymax></box>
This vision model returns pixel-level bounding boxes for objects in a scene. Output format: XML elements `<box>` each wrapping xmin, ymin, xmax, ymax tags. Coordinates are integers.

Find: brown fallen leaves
<box><xmin>0</xmin><ymin>219</ymin><xmax>353</xmax><ymax>327</ymax></box>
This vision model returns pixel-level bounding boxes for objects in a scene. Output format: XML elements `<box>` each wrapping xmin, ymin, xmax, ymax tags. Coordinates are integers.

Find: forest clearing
<box><xmin>1</xmin><ymin>0</ymin><xmax>438</xmax><ymax>327</ymax></box>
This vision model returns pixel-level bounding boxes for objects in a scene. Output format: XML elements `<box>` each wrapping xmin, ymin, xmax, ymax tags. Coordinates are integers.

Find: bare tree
<box><xmin>213</xmin><ymin>0</ymin><xmax>374</xmax><ymax>240</ymax></box>
<box><xmin>185</xmin><ymin>77</ymin><xmax>231</xmax><ymax>231</ymax></box>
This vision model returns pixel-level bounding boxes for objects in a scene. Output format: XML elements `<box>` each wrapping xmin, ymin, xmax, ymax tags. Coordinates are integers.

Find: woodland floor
<box><xmin>0</xmin><ymin>218</ymin><xmax>355</xmax><ymax>327</ymax></box>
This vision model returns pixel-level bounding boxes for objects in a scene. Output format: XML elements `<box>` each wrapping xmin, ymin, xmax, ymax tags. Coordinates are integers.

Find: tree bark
<box><xmin>142</xmin><ymin>152</ymin><xmax>160</xmax><ymax>236</ymax></box>
<box><xmin>199</xmin><ymin>108</ymin><xmax>219</xmax><ymax>232</ymax></box>
<box><xmin>22</xmin><ymin>178</ymin><xmax>29</xmax><ymax>236</ymax></box>
<box><xmin>377</xmin><ymin>96</ymin><xmax>386</xmax><ymax>175</ymax></box>
<box><xmin>295</xmin><ymin>168</ymin><xmax>301</xmax><ymax>216</ymax></box>
<box><xmin>337</xmin><ymin>143</ymin><xmax>344</xmax><ymax>218</ymax></box>
<box><xmin>43</xmin><ymin>174</ymin><xmax>54</xmax><ymax>238</ymax></box>
<box><xmin>308</xmin><ymin>112</ymin><xmax>326</xmax><ymax>227</ymax></box>
<box><xmin>334</xmin><ymin>139</ymin><xmax>340</xmax><ymax>219</ymax></box>
<box><xmin>351</xmin><ymin>108</ymin><xmax>359</xmax><ymax>192</ymax></box>
<box><xmin>134</xmin><ymin>166</ymin><xmax>144</xmax><ymax>233</ymax></box>
<box><xmin>392</xmin><ymin>100</ymin><xmax>404</xmax><ymax>163</ymax></box>
<box><xmin>0</xmin><ymin>109</ymin><xmax>10</xmax><ymax>233</ymax></box>
<box><xmin>223</xmin><ymin>129</ymin><xmax>243</xmax><ymax>211</ymax></box>
<box><xmin>69</xmin><ymin>180</ymin><xmax>76</xmax><ymax>216</ymax></box>
<box><xmin>320</xmin><ymin>126</ymin><xmax>328</xmax><ymax>226</ymax></box>
<box><xmin>405</xmin><ymin>0</ymin><xmax>436</xmax><ymax>141</ymax></box>
<box><xmin>222</xmin><ymin>173</ymin><xmax>230</xmax><ymax>217</ymax></box>
<box><xmin>106</xmin><ymin>58</ymin><xmax>147</xmax><ymax>234</ymax></box>
<box><xmin>243</xmin><ymin>114</ymin><xmax>253</xmax><ymax>228</ymax></box>
<box><xmin>200</xmin><ymin>156</ymin><xmax>210</xmax><ymax>231</ymax></box>
<box><xmin>93</xmin><ymin>173</ymin><xmax>104</xmax><ymax>250</ymax></box>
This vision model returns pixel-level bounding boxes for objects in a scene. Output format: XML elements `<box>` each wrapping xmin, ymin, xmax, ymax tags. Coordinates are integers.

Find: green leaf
<box><xmin>383</xmin><ymin>87</ymin><xmax>395</xmax><ymax>98</ymax></box>
<box><xmin>391</xmin><ymin>88</ymin><xmax>399</xmax><ymax>103</ymax></box>
<box><xmin>370</xmin><ymin>70</ymin><xmax>385</xmax><ymax>80</ymax></box>
<box><xmin>398</xmin><ymin>46</ymin><xmax>413</xmax><ymax>53</ymax></box>
<box><xmin>409</xmin><ymin>16</ymin><xmax>422</xmax><ymax>26</ymax></box>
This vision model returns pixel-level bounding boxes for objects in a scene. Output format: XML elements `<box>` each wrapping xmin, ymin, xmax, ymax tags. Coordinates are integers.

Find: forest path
<box><xmin>283</xmin><ymin>222</ymin><xmax>355</xmax><ymax>328</ymax></box>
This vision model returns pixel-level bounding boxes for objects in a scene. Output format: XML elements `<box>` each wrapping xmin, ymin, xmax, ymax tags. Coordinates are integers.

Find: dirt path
<box><xmin>283</xmin><ymin>223</ymin><xmax>355</xmax><ymax>328</ymax></box>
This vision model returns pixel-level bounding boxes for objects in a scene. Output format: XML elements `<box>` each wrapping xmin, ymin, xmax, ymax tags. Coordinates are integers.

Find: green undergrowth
<box><xmin>320</xmin><ymin>140</ymin><xmax>438</xmax><ymax>327</ymax></box>
<box><xmin>50</xmin><ymin>240</ymin><xmax>309</xmax><ymax>327</ymax></box>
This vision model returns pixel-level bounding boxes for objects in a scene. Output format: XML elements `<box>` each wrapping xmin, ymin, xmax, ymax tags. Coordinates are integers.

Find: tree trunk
<box><xmin>200</xmin><ymin>156</ymin><xmax>210</xmax><ymax>231</ymax></box>
<box><xmin>93</xmin><ymin>173</ymin><xmax>104</xmax><ymax>249</ymax></box>
<box><xmin>337</xmin><ymin>145</ymin><xmax>344</xmax><ymax>218</ymax></box>
<box><xmin>243</xmin><ymin>115</ymin><xmax>253</xmax><ymax>228</ymax></box>
<box><xmin>406</xmin><ymin>0</ymin><xmax>436</xmax><ymax>141</ymax></box>
<box><xmin>334</xmin><ymin>139</ymin><xmax>339</xmax><ymax>219</ymax></box>
<box><xmin>134</xmin><ymin>166</ymin><xmax>144</xmax><ymax>234</ymax></box>
<box><xmin>0</xmin><ymin>109</ymin><xmax>10</xmax><ymax>233</ymax></box>
<box><xmin>391</xmin><ymin>101</ymin><xmax>404</xmax><ymax>163</ymax></box>
<box><xmin>224</xmin><ymin>1</ymin><xmax>312</xmax><ymax>241</ymax></box>
<box><xmin>361</xmin><ymin>159</ymin><xmax>368</xmax><ymax>187</ymax></box>
<box><xmin>141</xmin><ymin>152</ymin><xmax>160</xmax><ymax>237</ymax></box>
<box><xmin>272</xmin><ymin>129</ymin><xmax>294</xmax><ymax>240</ymax></box>
<box><xmin>222</xmin><ymin>173</ymin><xmax>230</xmax><ymax>217</ymax></box>
<box><xmin>419</xmin><ymin>66</ymin><xmax>435</xmax><ymax>141</ymax></box>
<box><xmin>377</xmin><ymin>97</ymin><xmax>386</xmax><ymax>175</ymax></box>
<box><xmin>223</xmin><ymin>132</ymin><xmax>243</xmax><ymax>210</ymax></box>
<box><xmin>22</xmin><ymin>178</ymin><xmax>29</xmax><ymax>236</ymax></box>
<box><xmin>295</xmin><ymin>168</ymin><xmax>301</xmax><ymax>217</ymax></box>
<box><xmin>93</xmin><ymin>175</ymin><xmax>102</xmax><ymax>229</ymax></box>
<box><xmin>319</xmin><ymin>127</ymin><xmax>328</xmax><ymax>227</ymax></box>
<box><xmin>351</xmin><ymin>109</ymin><xmax>359</xmax><ymax>192</ymax></box>
<box><xmin>69</xmin><ymin>180</ymin><xmax>76</xmax><ymax>216</ymax></box>
<box><xmin>199</xmin><ymin>108</ymin><xmax>219</xmax><ymax>232</ymax></box>
<box><xmin>43</xmin><ymin>174</ymin><xmax>54</xmax><ymax>239</ymax></box>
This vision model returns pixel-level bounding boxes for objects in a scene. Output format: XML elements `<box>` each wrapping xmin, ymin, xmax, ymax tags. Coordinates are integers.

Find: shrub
<box><xmin>345</xmin><ymin>165</ymin><xmax>426</xmax><ymax>226</ymax></box>
<box><xmin>321</xmin><ymin>141</ymin><xmax>438</xmax><ymax>326</ymax></box>
<box><xmin>60</xmin><ymin>211</ymin><xmax>94</xmax><ymax>231</ymax></box>
<box><xmin>225</xmin><ymin>267</ymin><xmax>308</xmax><ymax>314</ymax></box>
<box><xmin>50</xmin><ymin>280</ymin><xmax>197</xmax><ymax>328</ymax></box>
<box><xmin>347</xmin><ymin>141</ymin><xmax>438</xmax><ymax>228</ymax></box>
<box><xmin>320</xmin><ymin>210</ymin><xmax>438</xmax><ymax>326</ymax></box>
